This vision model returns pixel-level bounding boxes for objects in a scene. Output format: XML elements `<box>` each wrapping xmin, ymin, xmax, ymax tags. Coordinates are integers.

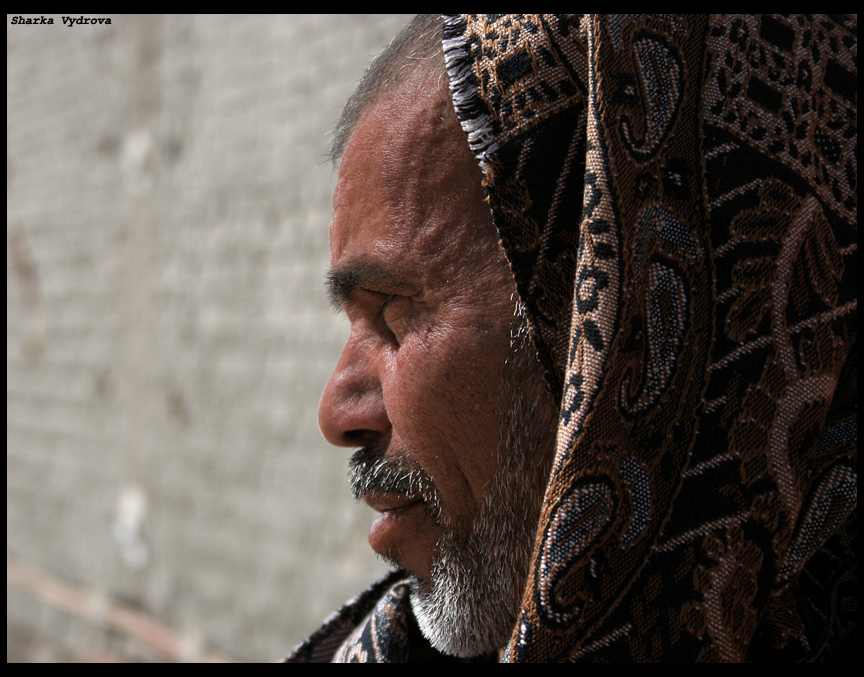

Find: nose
<box><xmin>318</xmin><ymin>328</ymin><xmax>390</xmax><ymax>447</ymax></box>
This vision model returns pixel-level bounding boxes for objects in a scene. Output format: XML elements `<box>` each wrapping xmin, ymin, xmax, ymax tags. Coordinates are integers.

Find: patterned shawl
<box><xmin>286</xmin><ymin>14</ymin><xmax>856</xmax><ymax>662</ymax></box>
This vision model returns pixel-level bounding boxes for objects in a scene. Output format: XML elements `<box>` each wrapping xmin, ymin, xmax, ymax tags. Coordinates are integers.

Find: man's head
<box><xmin>318</xmin><ymin>15</ymin><xmax>558</xmax><ymax>657</ymax></box>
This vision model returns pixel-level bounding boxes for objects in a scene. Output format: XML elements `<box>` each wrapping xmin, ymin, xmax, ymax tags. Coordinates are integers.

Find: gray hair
<box><xmin>328</xmin><ymin>14</ymin><xmax>445</xmax><ymax>163</ymax></box>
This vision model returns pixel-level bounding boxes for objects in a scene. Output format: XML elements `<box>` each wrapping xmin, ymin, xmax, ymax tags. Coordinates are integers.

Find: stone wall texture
<box><xmin>7</xmin><ymin>13</ymin><xmax>413</xmax><ymax>662</ymax></box>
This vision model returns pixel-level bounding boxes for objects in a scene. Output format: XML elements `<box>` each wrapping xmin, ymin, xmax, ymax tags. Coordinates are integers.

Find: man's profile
<box><xmin>319</xmin><ymin>15</ymin><xmax>557</xmax><ymax>655</ymax></box>
<box><xmin>287</xmin><ymin>15</ymin><xmax>857</xmax><ymax>662</ymax></box>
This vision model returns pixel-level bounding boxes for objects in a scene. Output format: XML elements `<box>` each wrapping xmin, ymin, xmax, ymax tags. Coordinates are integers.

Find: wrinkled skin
<box><xmin>319</xmin><ymin>73</ymin><xmax>526</xmax><ymax>573</ymax></box>
<box><xmin>318</xmin><ymin>69</ymin><xmax>557</xmax><ymax>655</ymax></box>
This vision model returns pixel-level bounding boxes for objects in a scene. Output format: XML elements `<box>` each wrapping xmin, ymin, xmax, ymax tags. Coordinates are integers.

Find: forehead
<box><xmin>329</xmin><ymin>80</ymin><xmax>499</xmax><ymax>290</ymax></box>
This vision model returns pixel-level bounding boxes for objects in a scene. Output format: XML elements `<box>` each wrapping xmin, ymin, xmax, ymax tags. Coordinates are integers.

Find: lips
<box><xmin>365</xmin><ymin>494</ymin><xmax>422</xmax><ymax>514</ymax></box>
<box><xmin>365</xmin><ymin>494</ymin><xmax>428</xmax><ymax>566</ymax></box>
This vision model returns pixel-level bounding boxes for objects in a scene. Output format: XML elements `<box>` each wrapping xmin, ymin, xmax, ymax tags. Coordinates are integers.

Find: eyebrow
<box><xmin>326</xmin><ymin>260</ymin><xmax>410</xmax><ymax>311</ymax></box>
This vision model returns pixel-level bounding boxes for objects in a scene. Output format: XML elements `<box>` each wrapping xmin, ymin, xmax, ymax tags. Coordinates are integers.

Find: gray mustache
<box><xmin>349</xmin><ymin>445</ymin><xmax>441</xmax><ymax>517</ymax></box>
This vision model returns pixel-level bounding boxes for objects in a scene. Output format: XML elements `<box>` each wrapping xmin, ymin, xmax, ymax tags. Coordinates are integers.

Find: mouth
<box><xmin>364</xmin><ymin>493</ymin><xmax>423</xmax><ymax>514</ymax></box>
<box><xmin>349</xmin><ymin>446</ymin><xmax>441</xmax><ymax>578</ymax></box>
<box><xmin>364</xmin><ymin>493</ymin><xmax>434</xmax><ymax>575</ymax></box>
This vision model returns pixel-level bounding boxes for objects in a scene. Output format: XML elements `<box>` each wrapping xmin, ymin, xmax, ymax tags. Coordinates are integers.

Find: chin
<box><xmin>408</xmin><ymin>559</ymin><xmax>522</xmax><ymax>658</ymax></box>
<box><xmin>406</xmin><ymin>499</ymin><xmax>534</xmax><ymax>658</ymax></box>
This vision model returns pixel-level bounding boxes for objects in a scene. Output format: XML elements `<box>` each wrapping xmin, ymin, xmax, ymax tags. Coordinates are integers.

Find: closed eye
<box><xmin>373</xmin><ymin>293</ymin><xmax>396</xmax><ymax>322</ymax></box>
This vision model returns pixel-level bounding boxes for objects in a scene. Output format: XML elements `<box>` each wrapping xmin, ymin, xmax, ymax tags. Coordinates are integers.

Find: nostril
<box><xmin>344</xmin><ymin>429</ymin><xmax>376</xmax><ymax>445</ymax></box>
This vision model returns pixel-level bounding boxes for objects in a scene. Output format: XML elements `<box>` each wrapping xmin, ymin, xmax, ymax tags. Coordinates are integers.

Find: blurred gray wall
<box><xmin>7</xmin><ymin>13</ymin><xmax>413</xmax><ymax>662</ymax></box>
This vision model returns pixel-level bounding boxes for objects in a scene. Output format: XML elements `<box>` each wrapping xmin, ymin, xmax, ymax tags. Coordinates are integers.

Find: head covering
<box><xmin>286</xmin><ymin>14</ymin><xmax>856</xmax><ymax>662</ymax></box>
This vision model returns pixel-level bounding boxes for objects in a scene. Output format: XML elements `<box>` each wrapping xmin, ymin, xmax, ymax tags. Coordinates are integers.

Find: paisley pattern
<box><xmin>286</xmin><ymin>14</ymin><xmax>856</xmax><ymax>662</ymax></box>
<box><xmin>445</xmin><ymin>14</ymin><xmax>856</xmax><ymax>662</ymax></box>
<box><xmin>285</xmin><ymin>569</ymin><xmax>410</xmax><ymax>663</ymax></box>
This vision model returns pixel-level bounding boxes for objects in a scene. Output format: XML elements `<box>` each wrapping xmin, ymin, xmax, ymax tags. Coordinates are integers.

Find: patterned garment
<box><xmin>286</xmin><ymin>14</ymin><xmax>856</xmax><ymax>662</ymax></box>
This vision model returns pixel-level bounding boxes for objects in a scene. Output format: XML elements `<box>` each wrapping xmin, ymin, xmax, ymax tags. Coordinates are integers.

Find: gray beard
<box><xmin>412</xmin><ymin>303</ymin><xmax>556</xmax><ymax>657</ymax></box>
<box><xmin>409</xmin><ymin>459</ymin><xmax>547</xmax><ymax>657</ymax></box>
<box><xmin>349</xmin><ymin>300</ymin><xmax>556</xmax><ymax>657</ymax></box>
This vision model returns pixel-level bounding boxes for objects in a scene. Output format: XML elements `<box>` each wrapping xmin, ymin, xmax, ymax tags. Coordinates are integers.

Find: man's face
<box><xmin>319</xmin><ymin>73</ymin><xmax>557</xmax><ymax>655</ymax></box>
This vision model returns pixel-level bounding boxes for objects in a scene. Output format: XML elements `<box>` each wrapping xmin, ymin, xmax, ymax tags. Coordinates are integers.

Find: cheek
<box><xmin>391</xmin><ymin>326</ymin><xmax>505</xmax><ymax>437</ymax></box>
<box><xmin>383</xmin><ymin>315</ymin><xmax>513</xmax><ymax>506</ymax></box>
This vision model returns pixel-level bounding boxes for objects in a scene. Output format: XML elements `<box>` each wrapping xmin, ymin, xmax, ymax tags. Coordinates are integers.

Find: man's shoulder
<box><xmin>283</xmin><ymin>569</ymin><xmax>409</xmax><ymax>663</ymax></box>
<box><xmin>283</xmin><ymin>569</ymin><xmax>497</xmax><ymax>663</ymax></box>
